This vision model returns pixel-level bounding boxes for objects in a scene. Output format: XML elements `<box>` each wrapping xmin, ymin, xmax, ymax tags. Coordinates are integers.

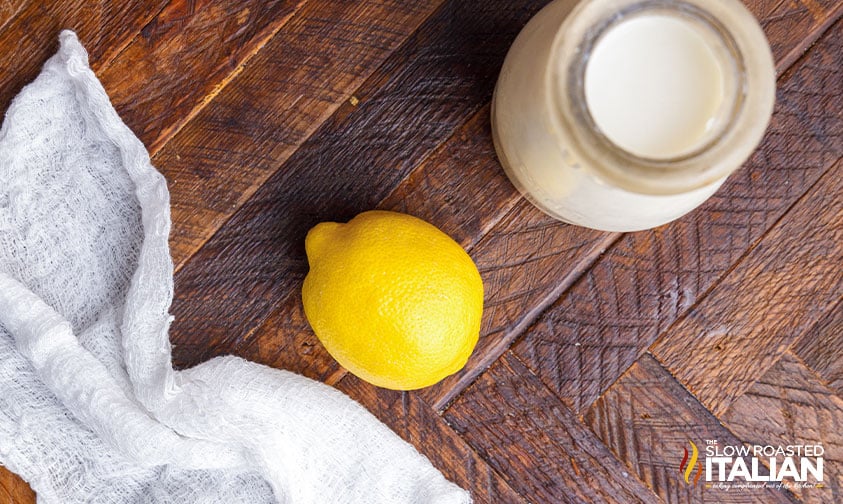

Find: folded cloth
<box><xmin>0</xmin><ymin>31</ymin><xmax>471</xmax><ymax>504</ymax></box>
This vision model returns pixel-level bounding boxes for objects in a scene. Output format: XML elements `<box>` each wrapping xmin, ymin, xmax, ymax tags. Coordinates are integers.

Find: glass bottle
<box><xmin>492</xmin><ymin>0</ymin><xmax>775</xmax><ymax>232</ymax></box>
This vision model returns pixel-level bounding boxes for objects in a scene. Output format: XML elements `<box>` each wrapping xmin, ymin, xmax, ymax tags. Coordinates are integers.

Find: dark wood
<box><xmin>762</xmin><ymin>0</ymin><xmax>843</xmax><ymax>74</ymax></box>
<box><xmin>443</xmin><ymin>352</ymin><xmax>662</xmax><ymax>504</ymax></box>
<box><xmin>335</xmin><ymin>375</ymin><xmax>529</xmax><ymax>504</ymax></box>
<box><xmin>585</xmin><ymin>354</ymin><xmax>798</xmax><ymax>504</ymax></box>
<box><xmin>720</xmin><ymin>352</ymin><xmax>843</xmax><ymax>503</ymax></box>
<box><xmin>792</xmin><ymin>300</ymin><xmax>843</xmax><ymax>396</ymax></box>
<box><xmin>651</xmin><ymin>157</ymin><xmax>842</xmax><ymax>415</ymax></box>
<box><xmin>0</xmin><ymin>468</ymin><xmax>34</xmax><ymax>504</ymax></box>
<box><xmin>238</xmin><ymin>291</ymin><xmax>342</xmax><ymax>384</ymax></box>
<box><xmin>0</xmin><ymin>0</ymin><xmax>168</xmax><ymax>112</ymax></box>
<box><xmin>157</xmin><ymin>0</ymin><xmax>445</xmax><ymax>270</ymax></box>
<box><xmin>511</xmin><ymin>18</ymin><xmax>843</xmax><ymax>414</ymax></box>
<box><xmin>104</xmin><ymin>0</ymin><xmax>308</xmax><ymax>154</ymax></box>
<box><xmin>422</xmin><ymin>196</ymin><xmax>619</xmax><ymax>410</ymax></box>
<box><xmin>1</xmin><ymin>1</ymin><xmax>841</xmax><ymax>503</ymax></box>
<box><xmin>172</xmin><ymin>0</ymin><xmax>838</xmax><ymax>398</ymax></box>
<box><xmin>167</xmin><ymin>0</ymin><xmax>551</xmax><ymax>368</ymax></box>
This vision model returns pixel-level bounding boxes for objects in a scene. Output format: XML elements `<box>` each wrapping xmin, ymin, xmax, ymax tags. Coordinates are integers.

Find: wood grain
<box><xmin>792</xmin><ymin>300</ymin><xmax>843</xmax><ymax>397</ymax></box>
<box><xmin>764</xmin><ymin>0</ymin><xmax>843</xmax><ymax>74</ymax></box>
<box><xmin>443</xmin><ymin>352</ymin><xmax>663</xmax><ymax>504</ymax></box>
<box><xmin>0</xmin><ymin>468</ymin><xmax>34</xmax><ymax>504</ymax></box>
<box><xmin>103</xmin><ymin>0</ymin><xmax>308</xmax><ymax>154</ymax></box>
<box><xmin>334</xmin><ymin>375</ymin><xmax>529</xmax><ymax>504</ymax></box>
<box><xmin>421</xmin><ymin>197</ymin><xmax>618</xmax><ymax>411</ymax></box>
<box><xmin>720</xmin><ymin>352</ymin><xmax>842</xmax><ymax>503</ymax></box>
<box><xmin>207</xmin><ymin>0</ymin><xmax>840</xmax><ymax>408</ymax></box>
<box><xmin>156</xmin><ymin>0</ymin><xmax>444</xmax><ymax>271</ymax></box>
<box><xmin>0</xmin><ymin>0</ymin><xmax>168</xmax><ymax>112</ymax></box>
<box><xmin>0</xmin><ymin>0</ymin><xmax>26</xmax><ymax>34</ymax></box>
<box><xmin>584</xmin><ymin>354</ymin><xmax>798</xmax><ymax>504</ymax></box>
<box><xmin>370</xmin><ymin>0</ymin><xmax>843</xmax><ymax>412</ymax></box>
<box><xmin>168</xmin><ymin>0</ymin><xmax>553</xmax><ymax>368</ymax></box>
<box><xmin>238</xmin><ymin>291</ymin><xmax>341</xmax><ymax>384</ymax></box>
<box><xmin>509</xmin><ymin>17</ymin><xmax>843</xmax><ymax>414</ymax></box>
<box><xmin>0</xmin><ymin>1</ymin><xmax>839</xmax><ymax>503</ymax></box>
<box><xmin>651</xmin><ymin>157</ymin><xmax>842</xmax><ymax>416</ymax></box>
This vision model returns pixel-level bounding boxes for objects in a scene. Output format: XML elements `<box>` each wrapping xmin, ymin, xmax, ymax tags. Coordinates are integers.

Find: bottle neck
<box><xmin>546</xmin><ymin>0</ymin><xmax>774</xmax><ymax>196</ymax></box>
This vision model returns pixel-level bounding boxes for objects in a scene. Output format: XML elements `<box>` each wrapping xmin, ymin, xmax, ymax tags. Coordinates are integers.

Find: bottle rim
<box><xmin>546</xmin><ymin>0</ymin><xmax>776</xmax><ymax>196</ymax></box>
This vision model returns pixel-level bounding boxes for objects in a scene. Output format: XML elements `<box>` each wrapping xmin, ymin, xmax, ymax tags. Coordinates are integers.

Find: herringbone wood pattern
<box><xmin>0</xmin><ymin>1</ymin><xmax>840</xmax><ymax>502</ymax></box>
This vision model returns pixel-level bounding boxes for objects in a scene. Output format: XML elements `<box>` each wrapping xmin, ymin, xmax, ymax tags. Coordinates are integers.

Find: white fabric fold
<box><xmin>0</xmin><ymin>30</ymin><xmax>471</xmax><ymax>504</ymax></box>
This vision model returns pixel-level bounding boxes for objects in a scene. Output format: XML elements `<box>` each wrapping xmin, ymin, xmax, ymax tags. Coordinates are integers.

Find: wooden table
<box><xmin>0</xmin><ymin>1</ymin><xmax>840</xmax><ymax>502</ymax></box>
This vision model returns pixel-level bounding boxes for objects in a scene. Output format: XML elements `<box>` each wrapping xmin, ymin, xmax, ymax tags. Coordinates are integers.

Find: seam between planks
<box><xmin>644</xmin><ymin>155</ymin><xmax>841</xmax><ymax>354</ymax></box>
<box><xmin>430</xmin><ymin>229</ymin><xmax>624</xmax><ymax>411</ymax></box>
<box><xmin>167</xmin><ymin>0</ymin><xmax>453</xmax><ymax>275</ymax></box>
<box><xmin>140</xmin><ymin>0</ymin><xmax>311</xmax><ymax>155</ymax></box>
<box><xmin>786</xmin><ymin>347</ymin><xmax>843</xmax><ymax>395</ymax></box>
<box><xmin>629</xmin><ymin>351</ymin><xmax>804</xmax><ymax>502</ymax></box>
<box><xmin>91</xmin><ymin>2</ymin><xmax>172</xmax><ymax>71</ymax></box>
<box><xmin>776</xmin><ymin>0</ymin><xmax>843</xmax><ymax>76</ymax></box>
<box><xmin>642</xmin><ymin>156</ymin><xmax>843</xmax><ymax>418</ymax></box>
<box><xmin>430</xmin><ymin>21</ymin><xmax>843</xmax><ymax>414</ymax></box>
<box><xmin>0</xmin><ymin>0</ymin><xmax>28</xmax><ymax>39</ymax></box>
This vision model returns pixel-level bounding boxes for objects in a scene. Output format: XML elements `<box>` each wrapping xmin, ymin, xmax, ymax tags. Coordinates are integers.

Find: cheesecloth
<box><xmin>0</xmin><ymin>31</ymin><xmax>471</xmax><ymax>504</ymax></box>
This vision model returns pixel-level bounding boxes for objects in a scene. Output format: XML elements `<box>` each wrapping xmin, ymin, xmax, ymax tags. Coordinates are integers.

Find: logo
<box><xmin>676</xmin><ymin>439</ymin><xmax>825</xmax><ymax>492</ymax></box>
<box><xmin>679</xmin><ymin>440</ymin><xmax>703</xmax><ymax>486</ymax></box>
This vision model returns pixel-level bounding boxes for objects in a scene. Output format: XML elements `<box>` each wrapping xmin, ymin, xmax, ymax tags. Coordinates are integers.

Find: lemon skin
<box><xmin>302</xmin><ymin>210</ymin><xmax>483</xmax><ymax>390</ymax></box>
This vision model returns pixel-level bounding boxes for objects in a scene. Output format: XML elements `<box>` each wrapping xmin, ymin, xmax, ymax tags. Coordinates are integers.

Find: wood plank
<box><xmin>206</xmin><ymin>0</ymin><xmax>837</xmax><ymax>398</ymax></box>
<box><xmin>442</xmin><ymin>352</ymin><xmax>663</xmax><ymax>504</ymax></box>
<box><xmin>0</xmin><ymin>0</ymin><xmax>168</xmax><ymax>112</ymax></box>
<box><xmin>0</xmin><ymin>0</ymin><xmax>314</xmax><ymax>231</ymax></box>
<box><xmin>168</xmin><ymin>0</ymin><xmax>553</xmax><ymax>368</ymax></box>
<box><xmin>0</xmin><ymin>0</ymin><xmax>26</xmax><ymax>34</ymax></box>
<box><xmin>793</xmin><ymin>300</ymin><xmax>843</xmax><ymax>396</ymax></box>
<box><xmin>509</xmin><ymin>18</ymin><xmax>843</xmax><ymax>414</ymax></box>
<box><xmin>235</xmin><ymin>107</ymin><xmax>616</xmax><ymax>387</ymax></box>
<box><xmin>238</xmin><ymin>291</ymin><xmax>342</xmax><ymax>384</ymax></box>
<box><xmin>0</xmin><ymin>467</ymin><xmax>34</xmax><ymax>504</ymax></box>
<box><xmin>584</xmin><ymin>354</ymin><xmax>798</xmax><ymax>503</ymax></box>
<box><xmin>420</xmin><ymin>197</ymin><xmax>618</xmax><ymax>410</ymax></box>
<box><xmin>334</xmin><ymin>375</ymin><xmax>529</xmax><ymax>504</ymax></box>
<box><xmin>720</xmin><ymin>352</ymin><xmax>842</xmax><ymax>503</ymax></box>
<box><xmin>650</xmin><ymin>157</ymin><xmax>842</xmax><ymax>416</ymax></box>
<box><xmin>103</xmin><ymin>0</ymin><xmax>309</xmax><ymax>154</ymax></box>
<box><xmin>307</xmin><ymin>0</ymin><xmax>842</xmax><ymax>412</ymax></box>
<box><xmin>159</xmin><ymin>0</ymin><xmax>449</xmax><ymax>272</ymax></box>
<box><xmin>766</xmin><ymin>0</ymin><xmax>843</xmax><ymax>73</ymax></box>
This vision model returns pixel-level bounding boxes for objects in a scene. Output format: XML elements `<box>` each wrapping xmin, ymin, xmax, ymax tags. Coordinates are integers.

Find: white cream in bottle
<box><xmin>584</xmin><ymin>14</ymin><xmax>726</xmax><ymax>160</ymax></box>
<box><xmin>491</xmin><ymin>0</ymin><xmax>776</xmax><ymax>232</ymax></box>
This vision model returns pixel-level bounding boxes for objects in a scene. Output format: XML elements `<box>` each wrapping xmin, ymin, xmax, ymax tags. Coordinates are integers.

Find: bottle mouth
<box><xmin>578</xmin><ymin>4</ymin><xmax>744</xmax><ymax>161</ymax></box>
<box><xmin>547</xmin><ymin>0</ymin><xmax>773</xmax><ymax>196</ymax></box>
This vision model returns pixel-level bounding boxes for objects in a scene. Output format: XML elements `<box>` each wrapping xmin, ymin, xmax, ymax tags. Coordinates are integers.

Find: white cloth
<box><xmin>0</xmin><ymin>31</ymin><xmax>471</xmax><ymax>504</ymax></box>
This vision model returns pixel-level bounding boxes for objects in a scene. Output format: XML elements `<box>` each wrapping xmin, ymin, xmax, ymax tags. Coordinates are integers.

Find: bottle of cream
<box><xmin>492</xmin><ymin>0</ymin><xmax>775</xmax><ymax>232</ymax></box>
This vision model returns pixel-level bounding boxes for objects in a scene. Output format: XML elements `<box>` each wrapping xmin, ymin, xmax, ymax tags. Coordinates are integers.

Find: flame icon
<box><xmin>679</xmin><ymin>440</ymin><xmax>703</xmax><ymax>486</ymax></box>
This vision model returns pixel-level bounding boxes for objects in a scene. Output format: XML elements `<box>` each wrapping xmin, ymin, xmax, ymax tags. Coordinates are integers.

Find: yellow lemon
<box><xmin>302</xmin><ymin>210</ymin><xmax>483</xmax><ymax>390</ymax></box>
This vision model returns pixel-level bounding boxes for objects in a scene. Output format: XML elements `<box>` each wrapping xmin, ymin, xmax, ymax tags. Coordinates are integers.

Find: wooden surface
<box><xmin>0</xmin><ymin>0</ymin><xmax>841</xmax><ymax>502</ymax></box>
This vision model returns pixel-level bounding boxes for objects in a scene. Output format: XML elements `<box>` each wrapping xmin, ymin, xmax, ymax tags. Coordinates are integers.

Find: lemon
<box><xmin>302</xmin><ymin>210</ymin><xmax>483</xmax><ymax>390</ymax></box>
